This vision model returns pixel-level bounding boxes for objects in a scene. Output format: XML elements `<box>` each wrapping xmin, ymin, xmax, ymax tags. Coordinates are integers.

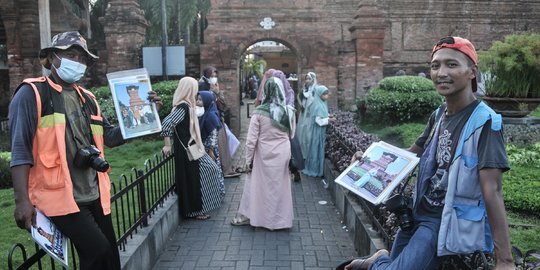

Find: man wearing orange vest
<box><xmin>9</xmin><ymin>31</ymin><xmax>161</xmax><ymax>270</ymax></box>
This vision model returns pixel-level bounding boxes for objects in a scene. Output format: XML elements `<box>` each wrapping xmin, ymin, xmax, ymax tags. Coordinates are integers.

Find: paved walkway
<box><xmin>152</xmin><ymin>99</ymin><xmax>357</xmax><ymax>270</ymax></box>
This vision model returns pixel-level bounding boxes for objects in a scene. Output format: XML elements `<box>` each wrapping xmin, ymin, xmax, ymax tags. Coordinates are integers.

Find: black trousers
<box><xmin>50</xmin><ymin>199</ymin><xmax>120</xmax><ymax>270</ymax></box>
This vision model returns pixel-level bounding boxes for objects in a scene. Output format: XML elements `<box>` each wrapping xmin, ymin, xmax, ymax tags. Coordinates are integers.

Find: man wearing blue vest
<box><xmin>346</xmin><ymin>37</ymin><xmax>514</xmax><ymax>270</ymax></box>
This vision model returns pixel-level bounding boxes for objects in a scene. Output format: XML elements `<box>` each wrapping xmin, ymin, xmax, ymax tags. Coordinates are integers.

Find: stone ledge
<box><xmin>324</xmin><ymin>159</ymin><xmax>387</xmax><ymax>257</ymax></box>
<box><xmin>120</xmin><ymin>194</ymin><xmax>179</xmax><ymax>270</ymax></box>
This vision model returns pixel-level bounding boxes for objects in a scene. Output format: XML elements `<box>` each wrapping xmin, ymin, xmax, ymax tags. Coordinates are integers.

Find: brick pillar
<box><xmin>103</xmin><ymin>0</ymin><xmax>147</xmax><ymax>73</ymax></box>
<box><xmin>349</xmin><ymin>0</ymin><xmax>385</xmax><ymax>98</ymax></box>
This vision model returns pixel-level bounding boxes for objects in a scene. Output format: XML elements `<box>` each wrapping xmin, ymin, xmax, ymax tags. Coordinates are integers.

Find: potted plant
<box><xmin>478</xmin><ymin>32</ymin><xmax>540</xmax><ymax>117</ymax></box>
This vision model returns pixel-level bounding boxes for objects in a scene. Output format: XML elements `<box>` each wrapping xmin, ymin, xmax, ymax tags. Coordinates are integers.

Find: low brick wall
<box><xmin>120</xmin><ymin>194</ymin><xmax>179</xmax><ymax>270</ymax></box>
<box><xmin>504</xmin><ymin>117</ymin><xmax>540</xmax><ymax>146</ymax></box>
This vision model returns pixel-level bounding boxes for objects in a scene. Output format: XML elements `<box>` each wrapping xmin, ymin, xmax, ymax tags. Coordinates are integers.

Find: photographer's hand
<box><xmin>147</xmin><ymin>90</ymin><xmax>163</xmax><ymax>111</ymax></box>
<box><xmin>350</xmin><ymin>151</ymin><xmax>364</xmax><ymax>165</ymax></box>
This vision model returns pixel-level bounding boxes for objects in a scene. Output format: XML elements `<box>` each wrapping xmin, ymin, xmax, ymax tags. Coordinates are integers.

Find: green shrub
<box><xmin>365</xmin><ymin>88</ymin><xmax>443</xmax><ymax>123</ymax></box>
<box><xmin>503</xmin><ymin>164</ymin><xmax>540</xmax><ymax>215</ymax></box>
<box><xmin>90</xmin><ymin>85</ymin><xmax>117</xmax><ymax>124</ymax></box>
<box><xmin>151</xmin><ymin>80</ymin><xmax>178</xmax><ymax>120</ymax></box>
<box><xmin>506</xmin><ymin>143</ymin><xmax>540</xmax><ymax>166</ymax></box>
<box><xmin>0</xmin><ymin>132</ymin><xmax>9</xmax><ymax>152</ymax></box>
<box><xmin>0</xmin><ymin>152</ymin><xmax>11</xmax><ymax>189</ymax></box>
<box><xmin>503</xmin><ymin>143</ymin><xmax>540</xmax><ymax>215</ymax></box>
<box><xmin>478</xmin><ymin>32</ymin><xmax>540</xmax><ymax>98</ymax></box>
<box><xmin>378</xmin><ymin>75</ymin><xmax>437</xmax><ymax>93</ymax></box>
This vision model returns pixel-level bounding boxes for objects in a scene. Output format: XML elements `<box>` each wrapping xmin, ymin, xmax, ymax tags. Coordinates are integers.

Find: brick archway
<box><xmin>201</xmin><ymin>21</ymin><xmax>343</xmax><ymax>133</ymax></box>
<box><xmin>233</xmin><ymin>37</ymin><xmax>304</xmax><ymax>131</ymax></box>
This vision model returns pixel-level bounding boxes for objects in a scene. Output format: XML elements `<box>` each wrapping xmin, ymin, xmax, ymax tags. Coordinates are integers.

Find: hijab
<box><xmin>255</xmin><ymin>68</ymin><xmax>276</xmax><ymax>106</ymax></box>
<box><xmin>197</xmin><ymin>91</ymin><xmax>222</xmax><ymax>140</ymax></box>
<box><xmin>172</xmin><ymin>77</ymin><xmax>204</xmax><ymax>150</ymax></box>
<box><xmin>255</xmin><ymin>77</ymin><xmax>294</xmax><ymax>133</ymax></box>
<box><xmin>272</xmin><ymin>70</ymin><xmax>295</xmax><ymax>107</ymax></box>
<box><xmin>308</xmin><ymin>85</ymin><xmax>330</xmax><ymax>119</ymax></box>
<box><xmin>302</xmin><ymin>72</ymin><xmax>318</xmax><ymax>109</ymax></box>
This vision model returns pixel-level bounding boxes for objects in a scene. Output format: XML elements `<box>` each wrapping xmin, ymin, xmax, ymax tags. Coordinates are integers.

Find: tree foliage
<box><xmin>139</xmin><ymin>0</ymin><xmax>211</xmax><ymax>45</ymax></box>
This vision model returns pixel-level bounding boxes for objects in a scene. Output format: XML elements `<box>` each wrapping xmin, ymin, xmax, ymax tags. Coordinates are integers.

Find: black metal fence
<box><xmin>7</xmin><ymin>152</ymin><xmax>175</xmax><ymax>270</ymax></box>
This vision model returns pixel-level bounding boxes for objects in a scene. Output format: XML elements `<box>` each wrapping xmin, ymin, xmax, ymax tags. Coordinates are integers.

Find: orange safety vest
<box><xmin>17</xmin><ymin>77</ymin><xmax>111</xmax><ymax>217</ymax></box>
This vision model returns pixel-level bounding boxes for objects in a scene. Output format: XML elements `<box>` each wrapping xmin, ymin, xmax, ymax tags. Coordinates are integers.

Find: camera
<box><xmin>73</xmin><ymin>145</ymin><xmax>109</xmax><ymax>172</ymax></box>
<box><xmin>385</xmin><ymin>194</ymin><xmax>414</xmax><ymax>232</ymax></box>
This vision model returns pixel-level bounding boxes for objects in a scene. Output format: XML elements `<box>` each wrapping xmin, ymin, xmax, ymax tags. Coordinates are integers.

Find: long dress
<box><xmin>238</xmin><ymin>114</ymin><xmax>294</xmax><ymax>230</ymax></box>
<box><xmin>161</xmin><ymin>103</ymin><xmax>224</xmax><ymax>217</ymax></box>
<box><xmin>297</xmin><ymin>74</ymin><xmax>318</xmax><ymax>159</ymax></box>
<box><xmin>302</xmin><ymin>86</ymin><xmax>330</xmax><ymax>177</ymax></box>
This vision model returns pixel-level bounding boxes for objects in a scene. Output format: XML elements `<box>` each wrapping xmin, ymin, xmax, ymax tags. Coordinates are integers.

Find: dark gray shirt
<box><xmin>415</xmin><ymin>101</ymin><xmax>509</xmax><ymax>217</ymax></box>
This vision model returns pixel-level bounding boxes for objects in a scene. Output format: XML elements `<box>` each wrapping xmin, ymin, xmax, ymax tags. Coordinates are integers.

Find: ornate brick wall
<box><xmin>201</xmin><ymin>0</ymin><xmax>361</xmax><ymax>132</ymax></box>
<box><xmin>378</xmin><ymin>0</ymin><xmax>540</xmax><ymax>76</ymax></box>
<box><xmin>201</xmin><ymin>0</ymin><xmax>540</xmax><ymax>133</ymax></box>
<box><xmin>1</xmin><ymin>0</ymin><xmax>540</xmax><ymax>123</ymax></box>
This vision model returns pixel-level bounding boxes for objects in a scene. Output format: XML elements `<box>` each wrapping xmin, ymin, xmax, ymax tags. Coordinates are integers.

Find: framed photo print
<box><xmin>107</xmin><ymin>68</ymin><xmax>162</xmax><ymax>140</ymax></box>
<box><xmin>334</xmin><ymin>141</ymin><xmax>420</xmax><ymax>205</ymax></box>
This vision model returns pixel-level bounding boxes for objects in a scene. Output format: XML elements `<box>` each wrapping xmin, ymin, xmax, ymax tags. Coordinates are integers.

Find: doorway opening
<box><xmin>238</xmin><ymin>40</ymin><xmax>299</xmax><ymax>128</ymax></box>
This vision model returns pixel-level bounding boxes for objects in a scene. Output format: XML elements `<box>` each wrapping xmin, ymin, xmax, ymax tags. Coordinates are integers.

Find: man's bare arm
<box><xmin>479</xmin><ymin>168</ymin><xmax>515</xmax><ymax>270</ymax></box>
<box><xmin>12</xmin><ymin>165</ymin><xmax>35</xmax><ymax>230</ymax></box>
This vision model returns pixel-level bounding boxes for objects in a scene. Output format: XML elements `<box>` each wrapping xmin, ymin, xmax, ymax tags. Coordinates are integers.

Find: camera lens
<box><xmin>90</xmin><ymin>156</ymin><xmax>109</xmax><ymax>172</ymax></box>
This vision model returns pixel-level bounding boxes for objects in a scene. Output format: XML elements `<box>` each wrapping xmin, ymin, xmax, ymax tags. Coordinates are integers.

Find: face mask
<box><xmin>52</xmin><ymin>53</ymin><xmax>87</xmax><ymax>83</ymax></box>
<box><xmin>208</xmin><ymin>77</ymin><xmax>218</xmax><ymax>85</ymax></box>
<box><xmin>195</xmin><ymin>106</ymin><xmax>205</xmax><ymax>117</ymax></box>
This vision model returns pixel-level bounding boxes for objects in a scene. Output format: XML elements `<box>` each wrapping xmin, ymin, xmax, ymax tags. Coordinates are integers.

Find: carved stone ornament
<box><xmin>260</xmin><ymin>17</ymin><xmax>275</xmax><ymax>30</ymax></box>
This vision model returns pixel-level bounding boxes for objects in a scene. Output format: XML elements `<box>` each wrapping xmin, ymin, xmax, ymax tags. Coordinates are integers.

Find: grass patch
<box><xmin>359</xmin><ymin>121</ymin><xmax>426</xmax><ymax>148</ymax></box>
<box><xmin>507</xmin><ymin>212</ymin><xmax>540</xmax><ymax>252</ymax></box>
<box><xmin>531</xmin><ymin>105</ymin><xmax>540</xmax><ymax>117</ymax></box>
<box><xmin>0</xmin><ymin>137</ymin><xmax>163</xmax><ymax>270</ymax></box>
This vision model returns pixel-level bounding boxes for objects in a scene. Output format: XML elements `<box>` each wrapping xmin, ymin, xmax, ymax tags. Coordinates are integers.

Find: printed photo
<box><xmin>335</xmin><ymin>141</ymin><xmax>420</xmax><ymax>205</ymax></box>
<box><xmin>31</xmin><ymin>209</ymin><xmax>68</xmax><ymax>268</ymax></box>
<box><xmin>107</xmin><ymin>68</ymin><xmax>162</xmax><ymax>139</ymax></box>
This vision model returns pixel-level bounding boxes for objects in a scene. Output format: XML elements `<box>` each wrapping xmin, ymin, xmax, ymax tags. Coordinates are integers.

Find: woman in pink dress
<box><xmin>231</xmin><ymin>77</ymin><xmax>296</xmax><ymax>230</ymax></box>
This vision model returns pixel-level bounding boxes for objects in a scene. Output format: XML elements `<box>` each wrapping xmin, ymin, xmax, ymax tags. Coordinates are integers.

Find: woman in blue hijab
<box><xmin>302</xmin><ymin>85</ymin><xmax>334</xmax><ymax>177</ymax></box>
<box><xmin>197</xmin><ymin>91</ymin><xmax>225</xmax><ymax>193</ymax></box>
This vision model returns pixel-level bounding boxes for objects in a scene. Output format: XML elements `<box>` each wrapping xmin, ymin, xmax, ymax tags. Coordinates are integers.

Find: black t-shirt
<box><xmin>415</xmin><ymin>101</ymin><xmax>509</xmax><ymax>217</ymax></box>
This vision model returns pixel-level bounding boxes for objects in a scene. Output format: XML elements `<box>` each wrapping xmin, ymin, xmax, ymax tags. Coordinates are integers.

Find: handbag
<box><xmin>224</xmin><ymin>124</ymin><xmax>240</xmax><ymax>157</ymax></box>
<box><xmin>175</xmin><ymin>133</ymin><xmax>205</xmax><ymax>161</ymax></box>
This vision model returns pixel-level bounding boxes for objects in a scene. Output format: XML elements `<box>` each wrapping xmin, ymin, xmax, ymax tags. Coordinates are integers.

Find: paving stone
<box><xmin>152</xmin><ymin>100</ymin><xmax>357</xmax><ymax>269</ymax></box>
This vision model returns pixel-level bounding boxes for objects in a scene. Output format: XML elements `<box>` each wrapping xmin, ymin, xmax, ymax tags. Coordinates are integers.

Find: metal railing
<box><xmin>7</xmin><ymin>152</ymin><xmax>175</xmax><ymax>270</ymax></box>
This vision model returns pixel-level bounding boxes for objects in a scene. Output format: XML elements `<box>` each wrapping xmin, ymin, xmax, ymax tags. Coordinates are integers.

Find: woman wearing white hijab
<box><xmin>296</xmin><ymin>72</ymin><xmax>318</xmax><ymax>159</ymax></box>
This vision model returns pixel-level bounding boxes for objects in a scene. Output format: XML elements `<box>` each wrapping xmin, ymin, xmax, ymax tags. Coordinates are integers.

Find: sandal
<box><xmin>195</xmin><ymin>214</ymin><xmax>210</xmax><ymax>220</ymax></box>
<box><xmin>234</xmin><ymin>167</ymin><xmax>246</xmax><ymax>174</ymax></box>
<box><xmin>224</xmin><ymin>172</ymin><xmax>241</xmax><ymax>178</ymax></box>
<box><xmin>230</xmin><ymin>216</ymin><xmax>250</xmax><ymax>226</ymax></box>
